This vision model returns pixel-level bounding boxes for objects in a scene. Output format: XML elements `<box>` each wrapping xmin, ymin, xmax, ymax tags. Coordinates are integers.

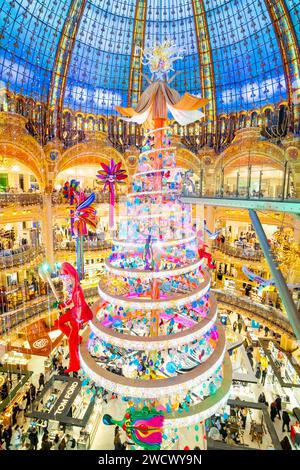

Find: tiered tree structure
<box><xmin>79</xmin><ymin>42</ymin><xmax>231</xmax><ymax>446</ymax></box>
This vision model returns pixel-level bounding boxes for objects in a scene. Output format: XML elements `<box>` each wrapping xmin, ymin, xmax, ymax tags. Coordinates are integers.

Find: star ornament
<box><xmin>96</xmin><ymin>159</ymin><xmax>127</xmax><ymax>229</ymax></box>
<box><xmin>73</xmin><ymin>192</ymin><xmax>98</xmax><ymax>237</ymax></box>
<box><xmin>96</xmin><ymin>159</ymin><xmax>127</xmax><ymax>191</ymax></box>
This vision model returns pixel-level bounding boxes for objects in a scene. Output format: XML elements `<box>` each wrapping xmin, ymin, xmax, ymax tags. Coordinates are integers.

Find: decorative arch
<box><xmin>56</xmin><ymin>141</ymin><xmax>129</xmax><ymax>179</ymax></box>
<box><xmin>176</xmin><ymin>148</ymin><xmax>201</xmax><ymax>173</ymax></box>
<box><xmin>214</xmin><ymin>128</ymin><xmax>285</xmax><ymax>171</ymax></box>
<box><xmin>0</xmin><ymin>113</ymin><xmax>46</xmax><ymax>188</ymax></box>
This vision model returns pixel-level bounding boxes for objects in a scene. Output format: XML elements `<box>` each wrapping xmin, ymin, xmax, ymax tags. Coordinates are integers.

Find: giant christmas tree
<box><xmin>79</xmin><ymin>42</ymin><xmax>231</xmax><ymax>449</ymax></box>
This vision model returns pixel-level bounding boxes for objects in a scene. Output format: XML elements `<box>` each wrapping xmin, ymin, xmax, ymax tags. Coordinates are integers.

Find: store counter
<box><xmin>290</xmin><ymin>424</ymin><xmax>300</xmax><ymax>446</ymax></box>
<box><xmin>26</xmin><ymin>375</ymin><xmax>100</xmax><ymax>449</ymax></box>
<box><xmin>260</xmin><ymin>339</ymin><xmax>300</xmax><ymax>388</ymax></box>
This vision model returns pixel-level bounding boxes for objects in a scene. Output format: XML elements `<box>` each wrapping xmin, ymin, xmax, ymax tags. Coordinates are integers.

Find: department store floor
<box><xmin>2</xmin><ymin>318</ymin><xmax>300</xmax><ymax>451</ymax></box>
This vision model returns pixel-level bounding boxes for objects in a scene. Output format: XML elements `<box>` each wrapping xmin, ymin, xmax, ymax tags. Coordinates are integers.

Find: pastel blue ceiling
<box><xmin>0</xmin><ymin>0</ymin><xmax>297</xmax><ymax>116</ymax></box>
<box><xmin>0</xmin><ymin>0</ymin><xmax>71</xmax><ymax>100</ymax></box>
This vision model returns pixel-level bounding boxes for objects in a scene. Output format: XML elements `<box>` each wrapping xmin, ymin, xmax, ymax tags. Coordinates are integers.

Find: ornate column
<box><xmin>41</xmin><ymin>141</ymin><xmax>62</xmax><ymax>268</ymax></box>
<box><xmin>127</xmin><ymin>0</ymin><xmax>148</xmax><ymax>107</ymax></box>
<box><xmin>204</xmin><ymin>205</ymin><xmax>215</xmax><ymax>250</ymax></box>
<box><xmin>191</xmin><ymin>0</ymin><xmax>217</xmax><ymax>138</ymax></box>
<box><xmin>265</xmin><ymin>0</ymin><xmax>300</xmax><ymax>131</ymax></box>
<box><xmin>48</xmin><ymin>0</ymin><xmax>87</xmax><ymax>138</ymax></box>
<box><xmin>42</xmin><ymin>192</ymin><xmax>54</xmax><ymax>267</ymax></box>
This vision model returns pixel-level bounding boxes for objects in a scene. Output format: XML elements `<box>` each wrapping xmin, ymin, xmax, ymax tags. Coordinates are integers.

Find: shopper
<box><xmin>58</xmin><ymin>437</ymin><xmax>67</xmax><ymax>450</ymax></box>
<box><xmin>12</xmin><ymin>425</ymin><xmax>23</xmax><ymax>450</ymax></box>
<box><xmin>264</xmin><ymin>325</ymin><xmax>270</xmax><ymax>337</ymax></box>
<box><xmin>246</xmin><ymin>346</ymin><xmax>254</xmax><ymax>369</ymax></box>
<box><xmin>237</xmin><ymin>320</ymin><xmax>243</xmax><ymax>334</ymax></box>
<box><xmin>258</xmin><ymin>392</ymin><xmax>268</xmax><ymax>405</ymax></box>
<box><xmin>25</xmin><ymin>389</ymin><xmax>31</xmax><ymax>410</ymax></box>
<box><xmin>3</xmin><ymin>426</ymin><xmax>12</xmax><ymax>450</ymax></box>
<box><xmin>261</xmin><ymin>367</ymin><xmax>267</xmax><ymax>386</ymax></box>
<box><xmin>53</xmin><ymin>434</ymin><xmax>60</xmax><ymax>450</ymax></box>
<box><xmin>12</xmin><ymin>401</ymin><xmax>20</xmax><ymax>426</ymax></box>
<box><xmin>270</xmin><ymin>402</ymin><xmax>277</xmax><ymax>422</ymax></box>
<box><xmin>52</xmin><ymin>356</ymin><xmax>58</xmax><ymax>370</ymax></box>
<box><xmin>232</xmin><ymin>321</ymin><xmax>237</xmax><ymax>333</ymax></box>
<box><xmin>255</xmin><ymin>363</ymin><xmax>261</xmax><ymax>380</ymax></box>
<box><xmin>28</xmin><ymin>427</ymin><xmax>38</xmax><ymax>450</ymax></box>
<box><xmin>275</xmin><ymin>396</ymin><xmax>282</xmax><ymax>420</ymax></box>
<box><xmin>41</xmin><ymin>436</ymin><xmax>52</xmax><ymax>451</ymax></box>
<box><xmin>17</xmin><ymin>395</ymin><xmax>27</xmax><ymax>426</ymax></box>
<box><xmin>114</xmin><ymin>426</ymin><xmax>123</xmax><ymax>450</ymax></box>
<box><xmin>282</xmin><ymin>410</ymin><xmax>291</xmax><ymax>432</ymax></box>
<box><xmin>240</xmin><ymin>407</ymin><xmax>248</xmax><ymax>429</ymax></box>
<box><xmin>219</xmin><ymin>422</ymin><xmax>228</xmax><ymax>442</ymax></box>
<box><xmin>29</xmin><ymin>383</ymin><xmax>36</xmax><ymax>402</ymax></box>
<box><xmin>38</xmin><ymin>373</ymin><xmax>45</xmax><ymax>390</ymax></box>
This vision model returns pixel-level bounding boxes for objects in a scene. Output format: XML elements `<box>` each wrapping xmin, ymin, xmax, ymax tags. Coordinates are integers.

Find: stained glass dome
<box><xmin>0</xmin><ymin>0</ymin><xmax>299</xmax><ymax>116</ymax></box>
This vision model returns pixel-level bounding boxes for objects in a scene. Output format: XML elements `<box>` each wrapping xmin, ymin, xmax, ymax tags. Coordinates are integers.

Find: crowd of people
<box><xmin>0</xmin><ymin>186</ymin><xmax>39</xmax><ymax>194</ymax></box>
<box><xmin>51</xmin><ymin>187</ymin><xmax>123</xmax><ymax>205</ymax></box>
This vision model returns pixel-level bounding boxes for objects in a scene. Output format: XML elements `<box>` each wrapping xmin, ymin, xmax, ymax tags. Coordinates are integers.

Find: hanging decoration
<box><xmin>203</xmin><ymin>220</ymin><xmax>221</xmax><ymax>240</ymax></box>
<box><xmin>96</xmin><ymin>159</ymin><xmax>127</xmax><ymax>229</ymax></box>
<box><xmin>73</xmin><ymin>191</ymin><xmax>98</xmax><ymax>280</ymax></box>
<box><xmin>103</xmin><ymin>407</ymin><xmax>165</xmax><ymax>450</ymax></box>
<box><xmin>63</xmin><ymin>179</ymin><xmax>80</xmax><ymax>235</ymax></box>
<box><xmin>55</xmin><ymin>262</ymin><xmax>93</xmax><ymax>373</ymax></box>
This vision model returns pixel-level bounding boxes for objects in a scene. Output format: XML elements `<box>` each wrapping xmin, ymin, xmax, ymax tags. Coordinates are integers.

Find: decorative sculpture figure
<box><xmin>55</xmin><ymin>262</ymin><xmax>93</xmax><ymax>373</ymax></box>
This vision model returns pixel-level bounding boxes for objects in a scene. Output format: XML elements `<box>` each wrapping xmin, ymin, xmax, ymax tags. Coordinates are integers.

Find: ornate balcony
<box><xmin>212</xmin><ymin>241</ymin><xmax>263</xmax><ymax>261</ymax></box>
<box><xmin>212</xmin><ymin>288</ymin><xmax>294</xmax><ymax>339</ymax></box>
<box><xmin>0</xmin><ymin>286</ymin><xmax>98</xmax><ymax>336</ymax></box>
<box><xmin>0</xmin><ymin>245</ymin><xmax>44</xmax><ymax>269</ymax></box>
<box><xmin>0</xmin><ymin>193</ymin><xmax>43</xmax><ymax>207</ymax></box>
<box><xmin>54</xmin><ymin>240</ymin><xmax>111</xmax><ymax>252</ymax></box>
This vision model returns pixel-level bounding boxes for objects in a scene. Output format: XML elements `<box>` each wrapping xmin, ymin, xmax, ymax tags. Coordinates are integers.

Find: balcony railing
<box><xmin>0</xmin><ymin>286</ymin><xmax>98</xmax><ymax>336</ymax></box>
<box><xmin>51</xmin><ymin>192</ymin><xmax>121</xmax><ymax>205</ymax></box>
<box><xmin>212</xmin><ymin>241</ymin><xmax>263</xmax><ymax>261</ymax></box>
<box><xmin>0</xmin><ymin>245</ymin><xmax>44</xmax><ymax>269</ymax></box>
<box><xmin>182</xmin><ymin>161</ymin><xmax>298</xmax><ymax>201</ymax></box>
<box><xmin>212</xmin><ymin>288</ymin><xmax>294</xmax><ymax>338</ymax></box>
<box><xmin>0</xmin><ymin>193</ymin><xmax>43</xmax><ymax>207</ymax></box>
<box><xmin>54</xmin><ymin>240</ymin><xmax>112</xmax><ymax>251</ymax></box>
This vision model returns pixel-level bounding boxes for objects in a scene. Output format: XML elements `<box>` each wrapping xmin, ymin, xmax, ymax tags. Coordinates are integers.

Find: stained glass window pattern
<box><xmin>285</xmin><ymin>0</ymin><xmax>300</xmax><ymax>39</ymax></box>
<box><xmin>205</xmin><ymin>0</ymin><xmax>287</xmax><ymax>113</ymax></box>
<box><xmin>0</xmin><ymin>0</ymin><xmax>71</xmax><ymax>101</ymax></box>
<box><xmin>0</xmin><ymin>0</ymin><xmax>297</xmax><ymax>116</ymax></box>
<box><xmin>143</xmin><ymin>0</ymin><xmax>201</xmax><ymax>97</ymax></box>
<box><xmin>64</xmin><ymin>0</ymin><xmax>136</xmax><ymax>115</ymax></box>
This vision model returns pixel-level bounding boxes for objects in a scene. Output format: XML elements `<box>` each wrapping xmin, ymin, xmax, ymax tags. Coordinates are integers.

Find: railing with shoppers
<box><xmin>0</xmin><ymin>245</ymin><xmax>44</xmax><ymax>269</ymax></box>
<box><xmin>0</xmin><ymin>285</ymin><xmax>98</xmax><ymax>336</ymax></box>
<box><xmin>212</xmin><ymin>241</ymin><xmax>263</xmax><ymax>261</ymax></box>
<box><xmin>182</xmin><ymin>162</ymin><xmax>299</xmax><ymax>202</ymax></box>
<box><xmin>0</xmin><ymin>192</ymin><xmax>43</xmax><ymax>206</ymax></box>
<box><xmin>54</xmin><ymin>240</ymin><xmax>112</xmax><ymax>251</ymax></box>
<box><xmin>51</xmin><ymin>192</ymin><xmax>121</xmax><ymax>205</ymax></box>
<box><xmin>212</xmin><ymin>288</ymin><xmax>294</xmax><ymax>338</ymax></box>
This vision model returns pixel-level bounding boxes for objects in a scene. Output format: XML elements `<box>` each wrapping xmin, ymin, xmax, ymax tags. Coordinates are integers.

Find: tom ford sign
<box><xmin>52</xmin><ymin>379</ymin><xmax>81</xmax><ymax>418</ymax></box>
<box><xmin>26</xmin><ymin>375</ymin><xmax>94</xmax><ymax>428</ymax></box>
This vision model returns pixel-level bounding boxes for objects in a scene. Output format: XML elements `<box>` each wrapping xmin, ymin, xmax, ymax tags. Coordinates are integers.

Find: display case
<box><xmin>1</xmin><ymin>351</ymin><xmax>29</xmax><ymax>371</ymax></box>
<box><xmin>268</xmin><ymin>341</ymin><xmax>300</xmax><ymax>386</ymax></box>
<box><xmin>77</xmin><ymin>397</ymin><xmax>102</xmax><ymax>450</ymax></box>
<box><xmin>224</xmin><ymin>278</ymin><xmax>235</xmax><ymax>294</ymax></box>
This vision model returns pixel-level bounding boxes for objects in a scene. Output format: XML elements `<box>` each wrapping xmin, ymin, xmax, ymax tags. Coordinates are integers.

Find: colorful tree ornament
<box><xmin>55</xmin><ymin>262</ymin><xmax>93</xmax><ymax>373</ymax></box>
<box><xmin>103</xmin><ymin>407</ymin><xmax>165</xmax><ymax>450</ymax></box>
<box><xmin>73</xmin><ymin>191</ymin><xmax>98</xmax><ymax>280</ymax></box>
<box><xmin>96</xmin><ymin>159</ymin><xmax>127</xmax><ymax>229</ymax></box>
<box><xmin>63</xmin><ymin>179</ymin><xmax>80</xmax><ymax>234</ymax></box>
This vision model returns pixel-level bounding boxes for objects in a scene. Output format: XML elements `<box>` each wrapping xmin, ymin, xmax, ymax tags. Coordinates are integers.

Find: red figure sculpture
<box><xmin>55</xmin><ymin>262</ymin><xmax>93</xmax><ymax>373</ymax></box>
<box><xmin>198</xmin><ymin>244</ymin><xmax>216</xmax><ymax>269</ymax></box>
